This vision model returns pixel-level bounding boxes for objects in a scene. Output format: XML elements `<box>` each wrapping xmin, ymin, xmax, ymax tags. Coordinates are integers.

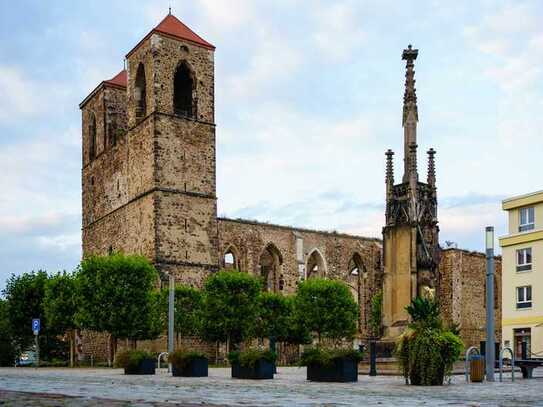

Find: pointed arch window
<box><xmin>173</xmin><ymin>62</ymin><xmax>196</xmax><ymax>118</ymax></box>
<box><xmin>89</xmin><ymin>113</ymin><xmax>96</xmax><ymax>161</ymax></box>
<box><xmin>134</xmin><ymin>63</ymin><xmax>147</xmax><ymax>121</ymax></box>
<box><xmin>259</xmin><ymin>244</ymin><xmax>283</xmax><ymax>292</ymax></box>
<box><xmin>306</xmin><ymin>249</ymin><xmax>326</xmax><ymax>279</ymax></box>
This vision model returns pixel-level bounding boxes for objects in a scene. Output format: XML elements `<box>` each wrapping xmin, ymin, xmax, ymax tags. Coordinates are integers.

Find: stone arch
<box><xmin>258</xmin><ymin>243</ymin><xmax>284</xmax><ymax>292</ymax></box>
<box><xmin>347</xmin><ymin>252</ymin><xmax>366</xmax><ymax>304</ymax></box>
<box><xmin>306</xmin><ymin>248</ymin><xmax>327</xmax><ymax>279</ymax></box>
<box><xmin>134</xmin><ymin>63</ymin><xmax>147</xmax><ymax>121</ymax></box>
<box><xmin>173</xmin><ymin>60</ymin><xmax>196</xmax><ymax>118</ymax></box>
<box><xmin>223</xmin><ymin>244</ymin><xmax>241</xmax><ymax>271</ymax></box>
<box><xmin>89</xmin><ymin>112</ymin><xmax>97</xmax><ymax>161</ymax></box>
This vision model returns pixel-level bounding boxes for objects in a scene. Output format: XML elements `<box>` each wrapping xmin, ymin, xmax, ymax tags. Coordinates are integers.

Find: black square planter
<box><xmin>231</xmin><ymin>359</ymin><xmax>274</xmax><ymax>379</ymax></box>
<box><xmin>307</xmin><ymin>357</ymin><xmax>358</xmax><ymax>382</ymax></box>
<box><xmin>124</xmin><ymin>358</ymin><xmax>156</xmax><ymax>375</ymax></box>
<box><xmin>172</xmin><ymin>357</ymin><xmax>209</xmax><ymax>377</ymax></box>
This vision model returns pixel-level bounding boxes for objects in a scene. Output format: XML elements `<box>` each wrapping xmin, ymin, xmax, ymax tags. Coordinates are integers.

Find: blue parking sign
<box><xmin>32</xmin><ymin>319</ymin><xmax>40</xmax><ymax>335</ymax></box>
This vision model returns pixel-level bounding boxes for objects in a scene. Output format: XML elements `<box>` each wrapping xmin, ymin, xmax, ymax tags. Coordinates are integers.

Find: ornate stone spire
<box><xmin>402</xmin><ymin>44</ymin><xmax>419</xmax><ymax>183</ymax></box>
<box><xmin>427</xmin><ymin>148</ymin><xmax>436</xmax><ymax>188</ymax></box>
<box><xmin>385</xmin><ymin>149</ymin><xmax>395</xmax><ymax>224</ymax></box>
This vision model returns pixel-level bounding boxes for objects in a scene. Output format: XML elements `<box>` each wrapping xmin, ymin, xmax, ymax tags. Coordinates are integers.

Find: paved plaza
<box><xmin>1</xmin><ymin>367</ymin><xmax>543</xmax><ymax>406</ymax></box>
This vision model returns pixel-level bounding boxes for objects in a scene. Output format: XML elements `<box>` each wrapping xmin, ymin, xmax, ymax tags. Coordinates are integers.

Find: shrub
<box><xmin>396</xmin><ymin>297</ymin><xmax>464</xmax><ymax>385</ymax></box>
<box><xmin>299</xmin><ymin>347</ymin><xmax>363</xmax><ymax>367</ymax></box>
<box><xmin>114</xmin><ymin>350</ymin><xmax>154</xmax><ymax>370</ymax></box>
<box><xmin>168</xmin><ymin>350</ymin><xmax>207</xmax><ymax>369</ymax></box>
<box><xmin>228</xmin><ymin>349</ymin><xmax>277</xmax><ymax>368</ymax></box>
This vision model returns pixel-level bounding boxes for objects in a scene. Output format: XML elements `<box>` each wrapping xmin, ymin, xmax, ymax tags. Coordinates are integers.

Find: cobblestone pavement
<box><xmin>1</xmin><ymin>367</ymin><xmax>543</xmax><ymax>406</ymax></box>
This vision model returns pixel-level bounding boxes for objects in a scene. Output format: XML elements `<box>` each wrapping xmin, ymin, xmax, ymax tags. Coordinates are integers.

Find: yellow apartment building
<box><xmin>500</xmin><ymin>190</ymin><xmax>543</xmax><ymax>358</ymax></box>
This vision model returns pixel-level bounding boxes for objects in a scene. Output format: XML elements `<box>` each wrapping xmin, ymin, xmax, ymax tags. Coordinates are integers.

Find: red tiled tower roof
<box><xmin>126</xmin><ymin>13</ymin><xmax>215</xmax><ymax>57</ymax></box>
<box><xmin>104</xmin><ymin>70</ymin><xmax>127</xmax><ymax>88</ymax></box>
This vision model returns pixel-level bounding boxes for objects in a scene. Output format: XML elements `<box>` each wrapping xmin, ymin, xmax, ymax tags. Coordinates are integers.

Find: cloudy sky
<box><xmin>1</xmin><ymin>0</ymin><xmax>542</xmax><ymax>289</ymax></box>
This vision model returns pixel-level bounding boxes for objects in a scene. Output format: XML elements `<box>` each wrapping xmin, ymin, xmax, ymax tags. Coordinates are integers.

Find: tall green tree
<box><xmin>255</xmin><ymin>292</ymin><xmax>291</xmax><ymax>343</ymax></box>
<box><xmin>157</xmin><ymin>285</ymin><xmax>203</xmax><ymax>341</ymax></box>
<box><xmin>75</xmin><ymin>253</ymin><xmax>159</xmax><ymax>359</ymax></box>
<box><xmin>201</xmin><ymin>270</ymin><xmax>261</xmax><ymax>350</ymax></box>
<box><xmin>3</xmin><ymin>271</ymin><xmax>66</xmax><ymax>360</ymax></box>
<box><xmin>0</xmin><ymin>299</ymin><xmax>16</xmax><ymax>366</ymax></box>
<box><xmin>293</xmin><ymin>278</ymin><xmax>359</xmax><ymax>344</ymax></box>
<box><xmin>44</xmin><ymin>272</ymin><xmax>77</xmax><ymax>366</ymax></box>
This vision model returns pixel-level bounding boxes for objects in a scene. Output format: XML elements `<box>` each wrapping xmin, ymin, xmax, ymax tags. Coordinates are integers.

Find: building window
<box><xmin>173</xmin><ymin>62</ymin><xmax>196</xmax><ymax>118</ymax></box>
<box><xmin>516</xmin><ymin>248</ymin><xmax>532</xmax><ymax>272</ymax></box>
<box><xmin>134</xmin><ymin>63</ymin><xmax>147</xmax><ymax>122</ymax></box>
<box><xmin>516</xmin><ymin>285</ymin><xmax>532</xmax><ymax>309</ymax></box>
<box><xmin>519</xmin><ymin>207</ymin><xmax>535</xmax><ymax>232</ymax></box>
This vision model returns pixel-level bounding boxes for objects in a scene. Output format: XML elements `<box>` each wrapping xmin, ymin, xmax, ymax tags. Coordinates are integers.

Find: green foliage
<box><xmin>299</xmin><ymin>347</ymin><xmax>364</xmax><ymax>367</ymax></box>
<box><xmin>114</xmin><ymin>350</ymin><xmax>154</xmax><ymax>369</ymax></box>
<box><xmin>0</xmin><ymin>299</ymin><xmax>16</xmax><ymax>366</ymax></box>
<box><xmin>158</xmin><ymin>285</ymin><xmax>203</xmax><ymax>337</ymax></box>
<box><xmin>168</xmin><ymin>350</ymin><xmax>207</xmax><ymax>368</ymax></box>
<box><xmin>281</xmin><ymin>296</ymin><xmax>312</xmax><ymax>345</ymax></box>
<box><xmin>396</xmin><ymin>297</ymin><xmax>464</xmax><ymax>385</ymax></box>
<box><xmin>44</xmin><ymin>271</ymin><xmax>77</xmax><ymax>335</ymax></box>
<box><xmin>405</xmin><ymin>296</ymin><xmax>441</xmax><ymax>329</ymax></box>
<box><xmin>75</xmin><ymin>253</ymin><xmax>159</xmax><ymax>341</ymax></box>
<box><xmin>293</xmin><ymin>278</ymin><xmax>358</xmax><ymax>342</ymax></box>
<box><xmin>255</xmin><ymin>292</ymin><xmax>291</xmax><ymax>342</ymax></box>
<box><xmin>228</xmin><ymin>349</ymin><xmax>277</xmax><ymax>368</ymax></box>
<box><xmin>201</xmin><ymin>271</ymin><xmax>261</xmax><ymax>346</ymax></box>
<box><xmin>369</xmin><ymin>291</ymin><xmax>383</xmax><ymax>338</ymax></box>
<box><xmin>2</xmin><ymin>270</ymin><xmax>66</xmax><ymax>359</ymax></box>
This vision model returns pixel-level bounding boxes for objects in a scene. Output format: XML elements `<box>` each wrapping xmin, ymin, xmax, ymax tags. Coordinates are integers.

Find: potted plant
<box><xmin>301</xmin><ymin>347</ymin><xmax>363</xmax><ymax>382</ymax></box>
<box><xmin>201</xmin><ymin>271</ymin><xmax>266</xmax><ymax>379</ymax></box>
<box><xmin>114</xmin><ymin>350</ymin><xmax>156</xmax><ymax>375</ymax></box>
<box><xmin>228</xmin><ymin>349</ymin><xmax>277</xmax><ymax>379</ymax></box>
<box><xmin>169</xmin><ymin>350</ymin><xmax>208</xmax><ymax>377</ymax></box>
<box><xmin>396</xmin><ymin>297</ymin><xmax>464</xmax><ymax>385</ymax></box>
<box><xmin>292</xmin><ymin>278</ymin><xmax>361</xmax><ymax>382</ymax></box>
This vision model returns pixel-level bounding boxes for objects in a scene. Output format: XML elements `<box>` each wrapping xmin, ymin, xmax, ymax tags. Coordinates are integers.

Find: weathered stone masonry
<box><xmin>79</xmin><ymin>14</ymin><xmax>501</xmax><ymax>361</ymax></box>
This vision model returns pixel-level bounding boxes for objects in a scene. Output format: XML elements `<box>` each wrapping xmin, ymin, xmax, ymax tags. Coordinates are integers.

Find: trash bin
<box><xmin>470</xmin><ymin>355</ymin><xmax>485</xmax><ymax>383</ymax></box>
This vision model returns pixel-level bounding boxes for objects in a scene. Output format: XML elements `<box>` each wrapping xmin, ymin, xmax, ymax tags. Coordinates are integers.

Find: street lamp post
<box><xmin>485</xmin><ymin>226</ymin><xmax>495</xmax><ymax>382</ymax></box>
<box><xmin>168</xmin><ymin>274</ymin><xmax>175</xmax><ymax>372</ymax></box>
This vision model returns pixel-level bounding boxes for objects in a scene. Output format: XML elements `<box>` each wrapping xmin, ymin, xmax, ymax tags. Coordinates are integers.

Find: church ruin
<box><xmin>79</xmin><ymin>13</ymin><xmax>501</xmax><ymax>359</ymax></box>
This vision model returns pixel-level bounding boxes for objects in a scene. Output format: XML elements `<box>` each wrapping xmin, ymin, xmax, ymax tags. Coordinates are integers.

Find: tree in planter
<box><xmin>396</xmin><ymin>297</ymin><xmax>464</xmax><ymax>386</ymax></box>
<box><xmin>293</xmin><ymin>278</ymin><xmax>361</xmax><ymax>382</ymax></box>
<box><xmin>44</xmin><ymin>271</ymin><xmax>77</xmax><ymax>367</ymax></box>
<box><xmin>75</xmin><ymin>253</ymin><xmax>160</xmax><ymax>363</ymax></box>
<box><xmin>3</xmin><ymin>271</ymin><xmax>67</xmax><ymax>362</ymax></box>
<box><xmin>255</xmin><ymin>292</ymin><xmax>290</xmax><ymax>350</ymax></box>
<box><xmin>201</xmin><ymin>270</ymin><xmax>261</xmax><ymax>350</ymax></box>
<box><xmin>293</xmin><ymin>278</ymin><xmax>359</xmax><ymax>344</ymax></box>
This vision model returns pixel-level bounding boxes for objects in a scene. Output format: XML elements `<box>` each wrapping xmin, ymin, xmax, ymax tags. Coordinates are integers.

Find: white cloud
<box><xmin>196</xmin><ymin>0</ymin><xmax>255</xmax><ymax>31</ymax></box>
<box><xmin>0</xmin><ymin>67</ymin><xmax>46</xmax><ymax>121</ymax></box>
<box><xmin>311</xmin><ymin>1</ymin><xmax>366</xmax><ymax>62</ymax></box>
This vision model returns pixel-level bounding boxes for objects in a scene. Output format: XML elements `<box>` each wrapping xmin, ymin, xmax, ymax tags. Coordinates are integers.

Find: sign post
<box><xmin>32</xmin><ymin>319</ymin><xmax>40</xmax><ymax>368</ymax></box>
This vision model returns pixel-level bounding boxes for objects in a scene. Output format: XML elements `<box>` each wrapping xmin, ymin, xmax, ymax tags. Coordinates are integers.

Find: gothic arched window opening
<box><xmin>223</xmin><ymin>246</ymin><xmax>240</xmax><ymax>271</ymax></box>
<box><xmin>135</xmin><ymin>63</ymin><xmax>147</xmax><ymax>121</ymax></box>
<box><xmin>173</xmin><ymin>62</ymin><xmax>195</xmax><ymax>118</ymax></box>
<box><xmin>306</xmin><ymin>249</ymin><xmax>326</xmax><ymax>279</ymax></box>
<box><xmin>259</xmin><ymin>244</ymin><xmax>283</xmax><ymax>292</ymax></box>
<box><xmin>89</xmin><ymin>113</ymin><xmax>97</xmax><ymax>161</ymax></box>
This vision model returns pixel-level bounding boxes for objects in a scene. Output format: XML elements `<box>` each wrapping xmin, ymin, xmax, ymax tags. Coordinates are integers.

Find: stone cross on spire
<box><xmin>402</xmin><ymin>44</ymin><xmax>419</xmax><ymax>183</ymax></box>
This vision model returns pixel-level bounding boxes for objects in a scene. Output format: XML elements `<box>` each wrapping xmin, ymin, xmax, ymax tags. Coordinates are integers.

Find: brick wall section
<box><xmin>439</xmin><ymin>248</ymin><xmax>502</xmax><ymax>348</ymax></box>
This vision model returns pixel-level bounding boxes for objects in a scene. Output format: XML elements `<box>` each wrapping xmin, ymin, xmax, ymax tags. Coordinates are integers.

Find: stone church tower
<box><xmin>382</xmin><ymin>45</ymin><xmax>440</xmax><ymax>338</ymax></box>
<box><xmin>80</xmin><ymin>14</ymin><xmax>219</xmax><ymax>285</ymax></box>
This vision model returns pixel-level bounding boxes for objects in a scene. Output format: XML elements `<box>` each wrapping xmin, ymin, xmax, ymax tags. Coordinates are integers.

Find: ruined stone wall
<box><xmin>217</xmin><ymin>218</ymin><xmax>383</xmax><ymax>337</ymax></box>
<box><xmin>438</xmin><ymin>248</ymin><xmax>502</xmax><ymax>349</ymax></box>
